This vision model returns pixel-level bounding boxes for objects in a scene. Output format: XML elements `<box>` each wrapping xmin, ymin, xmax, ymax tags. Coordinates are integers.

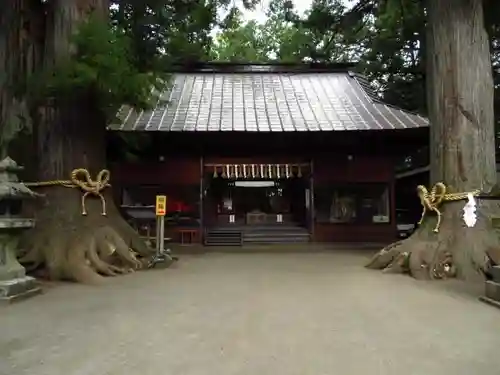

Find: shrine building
<box><xmin>107</xmin><ymin>62</ymin><xmax>428</xmax><ymax>246</ymax></box>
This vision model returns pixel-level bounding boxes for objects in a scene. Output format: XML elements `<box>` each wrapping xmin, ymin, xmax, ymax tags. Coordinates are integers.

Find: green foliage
<box><xmin>344</xmin><ymin>0</ymin><xmax>500</xmax><ymax>159</ymax></box>
<box><xmin>359</xmin><ymin>0</ymin><xmax>426</xmax><ymax>113</ymax></box>
<box><xmin>110</xmin><ymin>0</ymin><xmax>260</xmax><ymax>69</ymax></box>
<box><xmin>210</xmin><ymin>0</ymin><xmax>357</xmax><ymax>63</ymax></box>
<box><xmin>211</xmin><ymin>18</ymin><xmax>273</xmax><ymax>62</ymax></box>
<box><xmin>32</xmin><ymin>14</ymin><xmax>167</xmax><ymax>117</ymax></box>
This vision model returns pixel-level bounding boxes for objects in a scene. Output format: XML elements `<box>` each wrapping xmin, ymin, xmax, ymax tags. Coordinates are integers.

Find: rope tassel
<box><xmin>25</xmin><ymin>168</ymin><xmax>111</xmax><ymax>216</ymax></box>
<box><xmin>72</xmin><ymin>169</ymin><xmax>110</xmax><ymax>216</ymax></box>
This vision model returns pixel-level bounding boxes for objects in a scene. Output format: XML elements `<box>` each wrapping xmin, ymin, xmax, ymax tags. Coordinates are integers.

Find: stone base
<box><xmin>0</xmin><ymin>276</ymin><xmax>42</xmax><ymax>305</ymax></box>
<box><xmin>479</xmin><ymin>296</ymin><xmax>500</xmax><ymax>310</ymax></box>
<box><xmin>490</xmin><ymin>266</ymin><xmax>500</xmax><ymax>282</ymax></box>
<box><xmin>484</xmin><ymin>280</ymin><xmax>500</xmax><ymax>302</ymax></box>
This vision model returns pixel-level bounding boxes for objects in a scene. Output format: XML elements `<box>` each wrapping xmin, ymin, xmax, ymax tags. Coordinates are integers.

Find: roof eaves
<box><xmin>349</xmin><ymin>71</ymin><xmax>429</xmax><ymax>125</ymax></box>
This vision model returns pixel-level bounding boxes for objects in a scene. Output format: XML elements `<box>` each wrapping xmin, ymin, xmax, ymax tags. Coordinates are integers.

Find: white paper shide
<box><xmin>462</xmin><ymin>193</ymin><xmax>477</xmax><ymax>228</ymax></box>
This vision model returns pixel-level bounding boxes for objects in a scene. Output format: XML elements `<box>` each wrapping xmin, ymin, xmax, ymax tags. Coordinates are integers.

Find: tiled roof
<box><xmin>109</xmin><ymin>68</ymin><xmax>429</xmax><ymax>132</ymax></box>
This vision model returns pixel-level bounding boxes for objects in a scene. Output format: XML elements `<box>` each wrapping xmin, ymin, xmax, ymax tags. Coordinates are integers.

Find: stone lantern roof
<box><xmin>0</xmin><ymin>157</ymin><xmax>40</xmax><ymax>200</ymax></box>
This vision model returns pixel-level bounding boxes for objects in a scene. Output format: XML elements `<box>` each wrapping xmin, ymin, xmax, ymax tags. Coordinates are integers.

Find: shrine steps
<box><xmin>243</xmin><ymin>225</ymin><xmax>310</xmax><ymax>244</ymax></box>
<box><xmin>204</xmin><ymin>228</ymin><xmax>243</xmax><ymax>246</ymax></box>
<box><xmin>204</xmin><ymin>224</ymin><xmax>310</xmax><ymax>246</ymax></box>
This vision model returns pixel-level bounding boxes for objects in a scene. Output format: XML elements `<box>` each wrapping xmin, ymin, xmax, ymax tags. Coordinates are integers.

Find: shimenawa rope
<box><xmin>417</xmin><ymin>182</ymin><xmax>480</xmax><ymax>232</ymax></box>
<box><xmin>24</xmin><ymin>169</ymin><xmax>111</xmax><ymax>216</ymax></box>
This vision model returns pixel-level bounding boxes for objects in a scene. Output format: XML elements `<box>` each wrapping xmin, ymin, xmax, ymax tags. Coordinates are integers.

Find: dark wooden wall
<box><xmin>314</xmin><ymin>155</ymin><xmax>392</xmax><ymax>183</ymax></box>
<box><xmin>111</xmin><ymin>157</ymin><xmax>202</xmax><ymax>243</ymax></box>
<box><xmin>111</xmin><ymin>158</ymin><xmax>200</xmax><ymax>186</ymax></box>
<box><xmin>313</xmin><ymin>154</ymin><xmax>396</xmax><ymax>243</ymax></box>
<box><xmin>204</xmin><ymin>156</ymin><xmax>308</xmax><ymax>165</ymax></box>
<box><xmin>109</xmin><ymin>129</ymin><xmax>418</xmax><ymax>244</ymax></box>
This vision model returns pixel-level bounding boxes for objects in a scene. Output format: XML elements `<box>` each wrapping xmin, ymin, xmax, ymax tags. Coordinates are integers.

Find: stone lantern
<box><xmin>0</xmin><ymin>157</ymin><xmax>41</xmax><ymax>303</ymax></box>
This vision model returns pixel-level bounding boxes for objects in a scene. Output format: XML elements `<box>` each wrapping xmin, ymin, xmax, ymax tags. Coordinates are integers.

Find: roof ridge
<box><xmin>165</xmin><ymin>62</ymin><xmax>357</xmax><ymax>74</ymax></box>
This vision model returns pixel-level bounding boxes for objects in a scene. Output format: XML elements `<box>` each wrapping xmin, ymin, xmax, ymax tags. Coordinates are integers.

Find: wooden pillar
<box><xmin>309</xmin><ymin>159</ymin><xmax>315</xmax><ymax>241</ymax></box>
<box><xmin>390</xmin><ymin>156</ymin><xmax>397</xmax><ymax>236</ymax></box>
<box><xmin>199</xmin><ymin>156</ymin><xmax>204</xmax><ymax>244</ymax></box>
<box><xmin>390</xmin><ymin>174</ymin><xmax>396</xmax><ymax>236</ymax></box>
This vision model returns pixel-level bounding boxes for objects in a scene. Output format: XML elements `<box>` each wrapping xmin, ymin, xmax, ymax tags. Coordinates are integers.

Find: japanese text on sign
<box><xmin>156</xmin><ymin>195</ymin><xmax>167</xmax><ymax>216</ymax></box>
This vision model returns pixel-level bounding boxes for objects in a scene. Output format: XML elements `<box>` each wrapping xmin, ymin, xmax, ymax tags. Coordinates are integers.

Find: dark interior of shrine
<box><xmin>204</xmin><ymin>173</ymin><xmax>309</xmax><ymax>227</ymax></box>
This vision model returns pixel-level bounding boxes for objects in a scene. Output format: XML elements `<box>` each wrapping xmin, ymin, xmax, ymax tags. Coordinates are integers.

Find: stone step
<box><xmin>205</xmin><ymin>242</ymin><xmax>242</xmax><ymax>246</ymax></box>
<box><xmin>204</xmin><ymin>230</ymin><xmax>243</xmax><ymax>246</ymax></box>
<box><xmin>485</xmin><ymin>280</ymin><xmax>500</xmax><ymax>302</ymax></box>
<box><xmin>479</xmin><ymin>296</ymin><xmax>500</xmax><ymax>309</ymax></box>
<box><xmin>0</xmin><ymin>276</ymin><xmax>42</xmax><ymax>305</ymax></box>
<box><xmin>490</xmin><ymin>266</ymin><xmax>500</xmax><ymax>282</ymax></box>
<box><xmin>243</xmin><ymin>232</ymin><xmax>310</xmax><ymax>238</ymax></box>
<box><xmin>243</xmin><ymin>237</ymin><xmax>310</xmax><ymax>244</ymax></box>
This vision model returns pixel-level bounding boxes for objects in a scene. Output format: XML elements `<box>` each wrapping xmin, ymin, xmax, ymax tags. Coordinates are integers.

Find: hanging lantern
<box><xmin>242</xmin><ymin>164</ymin><xmax>248</xmax><ymax>179</ymax></box>
<box><xmin>297</xmin><ymin>165</ymin><xmax>303</xmax><ymax>178</ymax></box>
<box><xmin>213</xmin><ymin>166</ymin><xmax>218</xmax><ymax>178</ymax></box>
<box><xmin>234</xmin><ymin>164</ymin><xmax>239</xmax><ymax>179</ymax></box>
<box><xmin>285</xmin><ymin>164</ymin><xmax>291</xmax><ymax>179</ymax></box>
<box><xmin>267</xmin><ymin>164</ymin><xmax>272</xmax><ymax>179</ymax></box>
<box><xmin>223</xmin><ymin>165</ymin><xmax>230</xmax><ymax>179</ymax></box>
<box><xmin>260</xmin><ymin>164</ymin><xmax>265</xmax><ymax>178</ymax></box>
<box><xmin>276</xmin><ymin>164</ymin><xmax>281</xmax><ymax>179</ymax></box>
<box><xmin>251</xmin><ymin>164</ymin><xmax>256</xmax><ymax>178</ymax></box>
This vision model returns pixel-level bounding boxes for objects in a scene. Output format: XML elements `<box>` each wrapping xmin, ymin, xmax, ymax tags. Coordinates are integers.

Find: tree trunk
<box><xmin>0</xmin><ymin>0</ymin><xmax>43</xmax><ymax>161</ymax></box>
<box><xmin>366</xmin><ymin>0</ymin><xmax>500</xmax><ymax>280</ymax></box>
<box><xmin>19</xmin><ymin>0</ymin><xmax>154</xmax><ymax>284</ymax></box>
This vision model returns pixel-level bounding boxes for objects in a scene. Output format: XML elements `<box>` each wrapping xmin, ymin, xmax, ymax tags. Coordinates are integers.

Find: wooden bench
<box><xmin>178</xmin><ymin>229</ymin><xmax>198</xmax><ymax>245</ymax></box>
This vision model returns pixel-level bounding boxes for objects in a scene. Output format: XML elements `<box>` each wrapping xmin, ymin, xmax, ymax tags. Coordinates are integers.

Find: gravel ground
<box><xmin>1</xmin><ymin>250</ymin><xmax>500</xmax><ymax>375</ymax></box>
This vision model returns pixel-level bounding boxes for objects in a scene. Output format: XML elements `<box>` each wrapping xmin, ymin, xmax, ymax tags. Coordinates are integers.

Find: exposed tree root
<box><xmin>367</xmin><ymin>201</ymin><xmax>500</xmax><ymax>281</ymax></box>
<box><xmin>19</xmin><ymin>189</ymin><xmax>156</xmax><ymax>284</ymax></box>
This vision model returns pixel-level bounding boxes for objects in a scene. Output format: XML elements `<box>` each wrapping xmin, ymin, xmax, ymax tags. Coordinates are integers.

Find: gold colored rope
<box><xmin>24</xmin><ymin>169</ymin><xmax>111</xmax><ymax>216</ymax></box>
<box><xmin>417</xmin><ymin>182</ymin><xmax>479</xmax><ymax>232</ymax></box>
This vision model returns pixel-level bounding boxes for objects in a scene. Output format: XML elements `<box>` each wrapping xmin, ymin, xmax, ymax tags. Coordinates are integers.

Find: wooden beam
<box><xmin>396</xmin><ymin>163</ymin><xmax>500</xmax><ymax>180</ymax></box>
<box><xmin>395</xmin><ymin>166</ymin><xmax>430</xmax><ymax>179</ymax></box>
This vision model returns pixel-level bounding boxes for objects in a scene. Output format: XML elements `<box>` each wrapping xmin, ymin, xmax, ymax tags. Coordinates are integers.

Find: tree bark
<box><xmin>366</xmin><ymin>0</ymin><xmax>500</xmax><ymax>280</ymax></box>
<box><xmin>19</xmin><ymin>0</ymin><xmax>155</xmax><ymax>284</ymax></box>
<box><xmin>0</xmin><ymin>0</ymin><xmax>43</xmax><ymax>160</ymax></box>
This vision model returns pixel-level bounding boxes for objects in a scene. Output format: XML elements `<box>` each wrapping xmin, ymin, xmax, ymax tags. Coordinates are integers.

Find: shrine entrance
<box><xmin>202</xmin><ymin>163</ymin><xmax>313</xmax><ymax>245</ymax></box>
<box><xmin>208</xmin><ymin>179</ymin><xmax>308</xmax><ymax>226</ymax></box>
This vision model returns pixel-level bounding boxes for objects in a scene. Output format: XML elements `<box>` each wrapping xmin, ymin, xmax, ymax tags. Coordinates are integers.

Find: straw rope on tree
<box><xmin>19</xmin><ymin>168</ymin><xmax>156</xmax><ymax>284</ymax></box>
<box><xmin>416</xmin><ymin>182</ymin><xmax>480</xmax><ymax>233</ymax></box>
<box><xmin>366</xmin><ymin>182</ymin><xmax>500</xmax><ymax>280</ymax></box>
<box><xmin>25</xmin><ymin>168</ymin><xmax>111</xmax><ymax>216</ymax></box>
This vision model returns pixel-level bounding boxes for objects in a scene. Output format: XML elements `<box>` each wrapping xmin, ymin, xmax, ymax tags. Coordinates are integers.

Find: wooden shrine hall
<box><xmin>108</xmin><ymin>62</ymin><xmax>429</xmax><ymax>245</ymax></box>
